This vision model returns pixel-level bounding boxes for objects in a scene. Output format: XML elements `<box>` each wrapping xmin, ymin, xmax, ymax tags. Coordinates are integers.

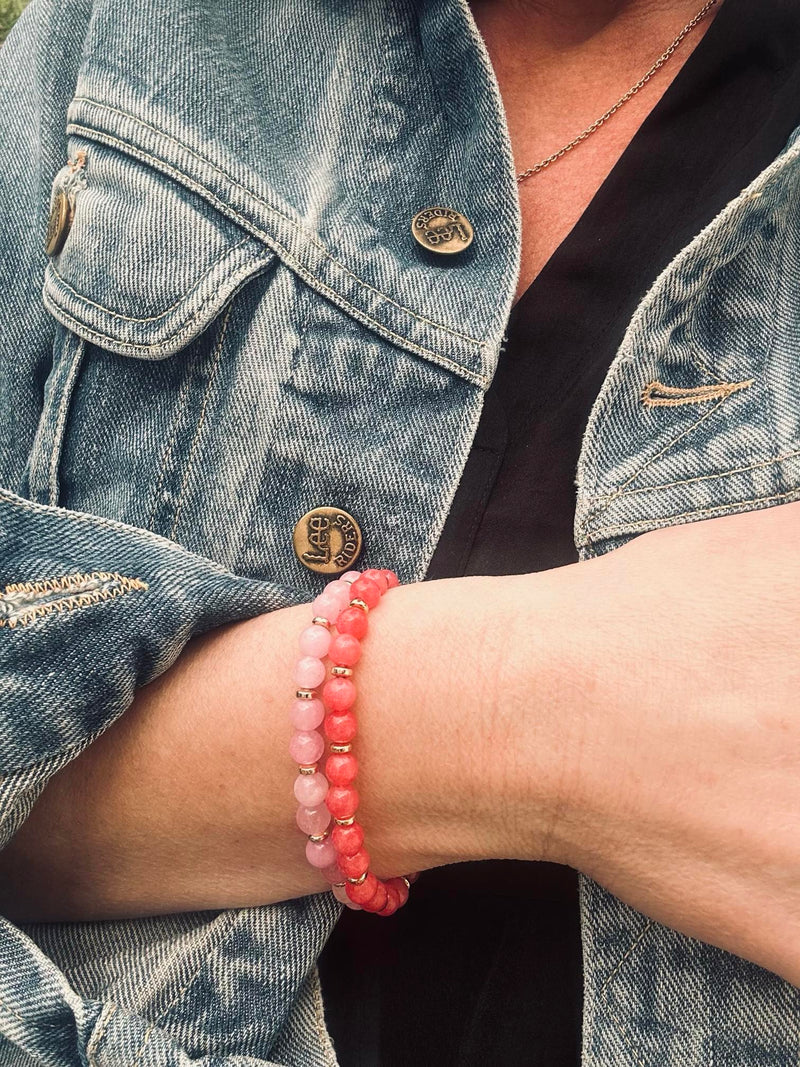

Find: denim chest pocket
<box><xmin>30</xmin><ymin>133</ymin><xmax>489</xmax><ymax>592</ymax></box>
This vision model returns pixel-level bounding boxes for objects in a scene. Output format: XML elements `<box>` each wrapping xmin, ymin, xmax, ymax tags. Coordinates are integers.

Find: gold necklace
<box><xmin>516</xmin><ymin>0</ymin><xmax>719</xmax><ymax>184</ymax></box>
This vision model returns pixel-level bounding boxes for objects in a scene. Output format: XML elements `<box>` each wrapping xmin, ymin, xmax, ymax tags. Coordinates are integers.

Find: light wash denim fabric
<box><xmin>0</xmin><ymin>0</ymin><xmax>797</xmax><ymax>1063</ymax></box>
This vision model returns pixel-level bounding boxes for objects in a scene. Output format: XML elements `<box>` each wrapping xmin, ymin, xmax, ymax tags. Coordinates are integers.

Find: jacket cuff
<box><xmin>0</xmin><ymin>486</ymin><xmax>302</xmax><ymax>847</ymax></box>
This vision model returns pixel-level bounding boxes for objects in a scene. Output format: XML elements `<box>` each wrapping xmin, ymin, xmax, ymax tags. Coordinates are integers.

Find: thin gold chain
<box><xmin>516</xmin><ymin>0</ymin><xmax>719</xmax><ymax>183</ymax></box>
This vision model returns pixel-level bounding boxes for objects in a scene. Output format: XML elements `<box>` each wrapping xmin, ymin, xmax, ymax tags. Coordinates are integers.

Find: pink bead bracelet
<box><xmin>289</xmin><ymin>568</ymin><xmax>417</xmax><ymax>915</ymax></box>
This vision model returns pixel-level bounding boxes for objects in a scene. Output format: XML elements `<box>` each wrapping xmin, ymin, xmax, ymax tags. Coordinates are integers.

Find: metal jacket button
<box><xmin>411</xmin><ymin>206</ymin><xmax>474</xmax><ymax>254</ymax></box>
<box><xmin>293</xmin><ymin>506</ymin><xmax>363</xmax><ymax>575</ymax></box>
<box><xmin>45</xmin><ymin>190</ymin><xmax>73</xmax><ymax>256</ymax></box>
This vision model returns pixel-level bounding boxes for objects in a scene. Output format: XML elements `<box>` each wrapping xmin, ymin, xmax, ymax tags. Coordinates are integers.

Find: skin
<box><xmin>2</xmin><ymin>0</ymin><xmax>798</xmax><ymax>989</ymax></box>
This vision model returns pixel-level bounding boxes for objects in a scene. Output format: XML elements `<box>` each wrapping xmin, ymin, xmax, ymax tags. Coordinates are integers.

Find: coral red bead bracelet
<box><xmin>289</xmin><ymin>568</ymin><xmax>417</xmax><ymax>915</ymax></box>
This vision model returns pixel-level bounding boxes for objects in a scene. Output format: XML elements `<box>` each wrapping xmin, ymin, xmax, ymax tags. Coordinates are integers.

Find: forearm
<box><xmin>0</xmin><ymin>567</ymin><xmax>585</xmax><ymax>921</ymax></box>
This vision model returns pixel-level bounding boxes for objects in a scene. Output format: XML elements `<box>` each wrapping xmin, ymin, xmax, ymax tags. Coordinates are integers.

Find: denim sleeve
<box><xmin>0</xmin><ymin>0</ymin><xmax>299</xmax><ymax>843</ymax></box>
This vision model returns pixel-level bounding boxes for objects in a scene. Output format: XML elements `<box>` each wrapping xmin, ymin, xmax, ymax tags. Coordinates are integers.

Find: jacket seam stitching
<box><xmin>67</xmin><ymin>101</ymin><xmax>487</xmax><ymax>349</ymax></box>
<box><xmin>585</xmin><ymin>446</ymin><xmax>800</xmax><ymax>501</ymax></box>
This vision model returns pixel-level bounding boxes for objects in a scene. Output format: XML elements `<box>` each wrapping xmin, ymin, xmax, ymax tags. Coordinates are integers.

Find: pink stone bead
<box><xmin>305</xmin><ymin>836</ymin><xmax>338</xmax><ymax>869</ymax></box>
<box><xmin>289</xmin><ymin>729</ymin><xmax>324</xmax><ymax>765</ymax></box>
<box><xmin>332</xmin><ymin>882</ymin><xmax>362</xmax><ymax>909</ymax></box>
<box><xmin>294</xmin><ymin>656</ymin><xmax>326</xmax><ymax>689</ymax></box>
<box><xmin>290</xmin><ymin>697</ymin><xmax>325</xmax><ymax>731</ymax></box>
<box><xmin>341</xmin><ymin>571</ymin><xmax>361</xmax><ymax>584</ymax></box>
<box><xmin>312</xmin><ymin>592</ymin><xmax>342</xmax><ymax>624</ymax></box>
<box><xmin>329</xmin><ymin>633</ymin><xmax>362</xmax><ymax>667</ymax></box>
<box><xmin>325</xmin><ymin>579</ymin><xmax>352</xmax><ymax>604</ymax></box>
<box><xmin>293</xmin><ymin>771</ymin><xmax>329</xmax><ymax>807</ymax></box>
<box><xmin>298</xmin><ymin>625</ymin><xmax>331</xmax><ymax>658</ymax></box>
<box><xmin>296</xmin><ymin>804</ymin><xmax>331</xmax><ymax>836</ymax></box>
<box><xmin>321</xmin><ymin>861</ymin><xmax>345</xmax><ymax>883</ymax></box>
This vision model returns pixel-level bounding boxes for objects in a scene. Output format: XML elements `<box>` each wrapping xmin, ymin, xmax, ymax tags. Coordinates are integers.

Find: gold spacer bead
<box><xmin>333</xmin><ymin>881</ymin><xmax>347</xmax><ymax>888</ymax></box>
<box><xmin>334</xmin><ymin>815</ymin><xmax>356</xmax><ymax>826</ymax></box>
<box><xmin>298</xmin><ymin>764</ymin><xmax>318</xmax><ymax>775</ymax></box>
<box><xmin>330</xmin><ymin>743</ymin><xmax>352</xmax><ymax>754</ymax></box>
<box><xmin>308</xmin><ymin>832</ymin><xmax>328</xmax><ymax>843</ymax></box>
<box><xmin>402</xmin><ymin>877</ymin><xmax>412</xmax><ymax>890</ymax></box>
<box><xmin>347</xmin><ymin>870</ymin><xmax>369</xmax><ymax>885</ymax></box>
<box><xmin>312</xmin><ymin>616</ymin><xmax>330</xmax><ymax>628</ymax></box>
<box><xmin>296</xmin><ymin>689</ymin><xmax>316</xmax><ymax>700</ymax></box>
<box><xmin>349</xmin><ymin>598</ymin><xmax>369</xmax><ymax>613</ymax></box>
<box><xmin>331</xmin><ymin>666</ymin><xmax>353</xmax><ymax>677</ymax></box>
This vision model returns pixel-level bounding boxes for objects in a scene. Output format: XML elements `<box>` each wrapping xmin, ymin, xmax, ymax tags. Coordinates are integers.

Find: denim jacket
<box><xmin>0</xmin><ymin>0</ymin><xmax>798</xmax><ymax>1063</ymax></box>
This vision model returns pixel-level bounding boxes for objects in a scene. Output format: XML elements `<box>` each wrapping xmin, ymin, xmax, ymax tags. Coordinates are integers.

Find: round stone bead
<box><xmin>332</xmin><ymin>882</ymin><xmax>362</xmax><ymax>909</ymax></box>
<box><xmin>325</xmin><ymin>752</ymin><xmax>358</xmax><ymax>786</ymax></box>
<box><xmin>322</xmin><ymin>676</ymin><xmax>356</xmax><ymax>711</ymax></box>
<box><xmin>294</xmin><ymin>656</ymin><xmax>326</xmax><ymax>689</ymax></box>
<box><xmin>361</xmin><ymin>880</ymin><xmax>389</xmax><ymax>913</ymax></box>
<box><xmin>293</xmin><ymin>771</ymin><xmax>329</xmax><ymax>807</ymax></box>
<box><xmin>312</xmin><ymin>592</ymin><xmax>342</xmax><ymax>624</ymax></box>
<box><xmin>325</xmin><ymin>580</ymin><xmax>353</xmax><ymax>606</ymax></box>
<box><xmin>327</xmin><ymin>785</ymin><xmax>359</xmax><ymax>819</ymax></box>
<box><xmin>324</xmin><ymin>711</ymin><xmax>357</xmax><ymax>744</ymax></box>
<box><xmin>387</xmin><ymin>877</ymin><xmax>410</xmax><ymax>907</ymax></box>
<box><xmin>346</xmin><ymin>871</ymin><xmax>378</xmax><ymax>905</ymax></box>
<box><xmin>378</xmin><ymin>885</ymin><xmax>401</xmax><ymax>916</ymax></box>
<box><xmin>321</xmin><ymin>862</ymin><xmax>345</xmax><ymax>884</ymax></box>
<box><xmin>329</xmin><ymin>633</ymin><xmax>361</xmax><ymax>667</ymax></box>
<box><xmin>289</xmin><ymin>729</ymin><xmax>325</xmax><ymax>765</ymax></box>
<box><xmin>290</xmin><ymin>697</ymin><xmax>325</xmax><ymax>731</ymax></box>
<box><xmin>360</xmin><ymin>568</ymin><xmax>389</xmax><ymax>594</ymax></box>
<box><xmin>337</xmin><ymin>847</ymin><xmax>370</xmax><ymax>880</ymax></box>
<box><xmin>382</xmin><ymin>570</ymin><xmax>400</xmax><ymax>589</ymax></box>
<box><xmin>341</xmin><ymin>571</ymin><xmax>361</xmax><ymax>584</ymax></box>
<box><xmin>349</xmin><ymin>576</ymin><xmax>381</xmax><ymax>609</ymax></box>
<box><xmin>298</xmin><ymin>625</ymin><xmax>331</xmax><ymax>658</ymax></box>
<box><xmin>306</xmin><ymin>836</ymin><xmax>337</xmax><ymax>869</ymax></box>
<box><xmin>336</xmin><ymin>606</ymin><xmax>369</xmax><ymax>641</ymax></box>
<box><xmin>296</xmin><ymin>805</ymin><xmax>331</xmax><ymax>836</ymax></box>
<box><xmin>331</xmin><ymin>820</ymin><xmax>364</xmax><ymax>856</ymax></box>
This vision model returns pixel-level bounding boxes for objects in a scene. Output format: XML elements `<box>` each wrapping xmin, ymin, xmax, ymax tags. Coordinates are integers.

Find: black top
<box><xmin>319</xmin><ymin>2</ymin><xmax>800</xmax><ymax>1063</ymax></box>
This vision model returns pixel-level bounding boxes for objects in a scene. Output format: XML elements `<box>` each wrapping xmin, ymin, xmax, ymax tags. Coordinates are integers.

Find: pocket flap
<box><xmin>42</xmin><ymin>139</ymin><xmax>275</xmax><ymax>358</ymax></box>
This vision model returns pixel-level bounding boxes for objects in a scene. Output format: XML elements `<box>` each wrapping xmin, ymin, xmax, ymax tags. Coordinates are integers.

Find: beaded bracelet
<box><xmin>289</xmin><ymin>568</ymin><xmax>416</xmax><ymax>915</ymax></box>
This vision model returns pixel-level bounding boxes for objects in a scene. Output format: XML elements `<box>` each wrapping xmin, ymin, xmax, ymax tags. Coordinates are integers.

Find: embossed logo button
<box><xmin>45</xmin><ymin>191</ymin><xmax>72</xmax><ymax>257</ymax></box>
<box><xmin>411</xmin><ymin>206</ymin><xmax>474</xmax><ymax>255</ymax></box>
<box><xmin>293</xmin><ymin>507</ymin><xmax>363</xmax><ymax>575</ymax></box>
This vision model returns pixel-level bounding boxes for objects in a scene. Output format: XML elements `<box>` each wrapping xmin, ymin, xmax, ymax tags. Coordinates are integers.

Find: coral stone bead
<box><xmin>290</xmin><ymin>697</ymin><xmax>325</xmax><ymax>731</ymax></box>
<box><xmin>349</xmin><ymin>576</ymin><xmax>381</xmax><ymax>609</ymax></box>
<box><xmin>329</xmin><ymin>633</ymin><xmax>362</xmax><ymax>667</ymax></box>
<box><xmin>289</xmin><ymin>729</ymin><xmax>325</xmax><ymax>765</ymax></box>
<box><xmin>378</xmin><ymin>885</ymin><xmax>401</xmax><ymax>916</ymax></box>
<box><xmin>296</xmin><ymin>805</ymin><xmax>331</xmax><ymax>836</ymax></box>
<box><xmin>335</xmin><ymin>606</ymin><xmax>368</xmax><ymax>640</ymax></box>
<box><xmin>332</xmin><ymin>883</ymin><xmax>362</xmax><ymax>909</ymax></box>
<box><xmin>305</xmin><ymin>836</ymin><xmax>338</xmax><ymax>869</ymax></box>
<box><xmin>387</xmin><ymin>877</ymin><xmax>410</xmax><ymax>907</ymax></box>
<box><xmin>293</xmin><ymin>771</ymin><xmax>329</xmax><ymax>807</ymax></box>
<box><xmin>298</xmin><ymin>625</ymin><xmax>331</xmax><ymax>658</ymax></box>
<box><xmin>345</xmin><ymin>872</ymin><xmax>378</xmax><ymax>905</ymax></box>
<box><xmin>294</xmin><ymin>656</ymin><xmax>326</xmax><ymax>689</ymax></box>
<box><xmin>322</xmin><ymin>676</ymin><xmax>356</xmax><ymax>712</ymax></box>
<box><xmin>327</xmin><ymin>785</ymin><xmax>359</xmax><ymax>820</ymax></box>
<box><xmin>382</xmin><ymin>569</ymin><xmax>400</xmax><ymax>589</ymax></box>
<box><xmin>360</xmin><ymin>568</ymin><xmax>389</xmax><ymax>594</ymax></box>
<box><xmin>325</xmin><ymin>752</ymin><xmax>358</xmax><ymax>786</ymax></box>
<box><xmin>361</xmin><ymin>881</ymin><xmax>389</xmax><ymax>913</ymax></box>
<box><xmin>331</xmin><ymin>820</ymin><xmax>364</xmax><ymax>856</ymax></box>
<box><xmin>337</xmin><ymin>847</ymin><xmax>370</xmax><ymax>880</ymax></box>
<box><xmin>324</xmin><ymin>711</ymin><xmax>357</xmax><ymax>744</ymax></box>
